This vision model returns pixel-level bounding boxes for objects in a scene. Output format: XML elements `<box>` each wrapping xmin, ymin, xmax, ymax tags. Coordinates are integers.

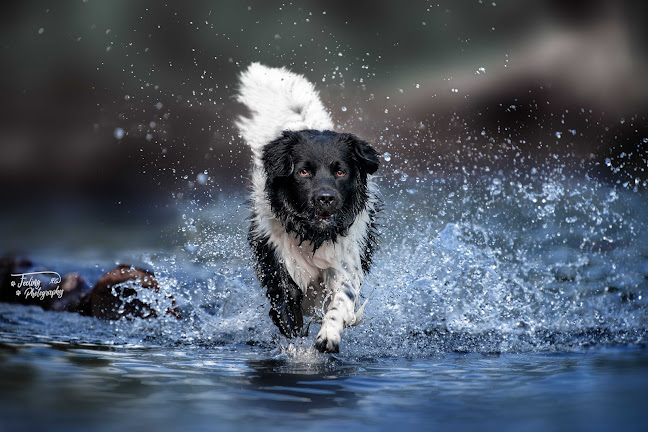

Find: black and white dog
<box><xmin>236</xmin><ymin>63</ymin><xmax>380</xmax><ymax>353</ymax></box>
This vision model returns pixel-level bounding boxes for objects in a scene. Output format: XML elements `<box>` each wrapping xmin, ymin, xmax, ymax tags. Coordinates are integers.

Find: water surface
<box><xmin>2</xmin><ymin>172</ymin><xmax>647</xmax><ymax>431</ymax></box>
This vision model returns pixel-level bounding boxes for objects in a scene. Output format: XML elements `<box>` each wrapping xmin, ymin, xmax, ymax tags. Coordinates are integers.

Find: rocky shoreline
<box><xmin>0</xmin><ymin>256</ymin><xmax>181</xmax><ymax>320</ymax></box>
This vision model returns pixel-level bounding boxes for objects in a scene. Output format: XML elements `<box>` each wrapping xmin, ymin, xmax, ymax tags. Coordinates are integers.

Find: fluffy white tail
<box><xmin>236</xmin><ymin>63</ymin><xmax>334</xmax><ymax>167</ymax></box>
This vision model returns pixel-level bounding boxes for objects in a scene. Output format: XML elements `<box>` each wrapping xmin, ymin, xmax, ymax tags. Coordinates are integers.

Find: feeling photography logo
<box><xmin>11</xmin><ymin>271</ymin><xmax>64</xmax><ymax>300</ymax></box>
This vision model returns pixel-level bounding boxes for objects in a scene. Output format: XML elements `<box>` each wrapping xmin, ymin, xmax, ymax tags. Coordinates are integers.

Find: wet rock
<box><xmin>51</xmin><ymin>273</ymin><xmax>92</xmax><ymax>314</ymax></box>
<box><xmin>1</xmin><ymin>256</ymin><xmax>181</xmax><ymax>321</ymax></box>
<box><xmin>90</xmin><ymin>264</ymin><xmax>181</xmax><ymax>320</ymax></box>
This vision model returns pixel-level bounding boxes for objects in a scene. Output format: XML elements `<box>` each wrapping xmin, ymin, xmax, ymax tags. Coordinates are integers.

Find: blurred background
<box><xmin>1</xmin><ymin>0</ymin><xmax>647</xmax><ymax>252</ymax></box>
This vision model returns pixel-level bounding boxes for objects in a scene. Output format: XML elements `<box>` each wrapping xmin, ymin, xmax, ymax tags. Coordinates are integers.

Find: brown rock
<box><xmin>51</xmin><ymin>273</ymin><xmax>92</xmax><ymax>314</ymax></box>
<box><xmin>90</xmin><ymin>265</ymin><xmax>181</xmax><ymax>320</ymax></box>
<box><xmin>1</xmin><ymin>257</ymin><xmax>181</xmax><ymax>321</ymax></box>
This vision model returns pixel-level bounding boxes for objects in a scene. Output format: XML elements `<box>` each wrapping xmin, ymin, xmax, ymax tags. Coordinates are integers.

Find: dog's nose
<box><xmin>316</xmin><ymin>192</ymin><xmax>336</xmax><ymax>206</ymax></box>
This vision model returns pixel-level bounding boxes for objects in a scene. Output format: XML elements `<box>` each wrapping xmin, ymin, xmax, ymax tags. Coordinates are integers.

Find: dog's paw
<box><xmin>314</xmin><ymin>324</ymin><xmax>341</xmax><ymax>353</ymax></box>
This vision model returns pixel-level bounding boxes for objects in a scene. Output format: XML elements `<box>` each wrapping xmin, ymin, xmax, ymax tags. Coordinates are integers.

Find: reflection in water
<box><xmin>1</xmin><ymin>340</ymin><xmax>647</xmax><ymax>431</ymax></box>
<box><xmin>245</xmin><ymin>358</ymin><xmax>360</xmax><ymax>419</ymax></box>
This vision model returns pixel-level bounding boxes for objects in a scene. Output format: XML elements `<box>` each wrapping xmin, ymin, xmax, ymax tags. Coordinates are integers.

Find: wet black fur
<box><xmin>248</xmin><ymin>221</ymin><xmax>304</xmax><ymax>337</ymax></box>
<box><xmin>248</xmin><ymin>130</ymin><xmax>380</xmax><ymax>338</ymax></box>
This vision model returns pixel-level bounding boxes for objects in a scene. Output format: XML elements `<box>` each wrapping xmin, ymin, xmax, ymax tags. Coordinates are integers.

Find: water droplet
<box><xmin>341</xmin><ymin>106</ymin><xmax>347</xmax><ymax>112</ymax></box>
<box><xmin>383</xmin><ymin>152</ymin><xmax>392</xmax><ymax>162</ymax></box>
<box><xmin>113</xmin><ymin>128</ymin><xmax>124</xmax><ymax>140</ymax></box>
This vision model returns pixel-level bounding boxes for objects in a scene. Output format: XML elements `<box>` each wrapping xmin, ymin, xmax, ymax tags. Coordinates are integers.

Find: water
<box><xmin>1</xmin><ymin>171</ymin><xmax>648</xmax><ymax>431</ymax></box>
<box><xmin>0</xmin><ymin>338</ymin><xmax>646</xmax><ymax>432</ymax></box>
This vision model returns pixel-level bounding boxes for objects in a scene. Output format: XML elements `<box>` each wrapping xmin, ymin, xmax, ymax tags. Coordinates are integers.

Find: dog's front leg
<box><xmin>266</xmin><ymin>275</ymin><xmax>304</xmax><ymax>338</ymax></box>
<box><xmin>315</xmin><ymin>277</ymin><xmax>359</xmax><ymax>353</ymax></box>
<box><xmin>249</xmin><ymin>228</ymin><xmax>303</xmax><ymax>338</ymax></box>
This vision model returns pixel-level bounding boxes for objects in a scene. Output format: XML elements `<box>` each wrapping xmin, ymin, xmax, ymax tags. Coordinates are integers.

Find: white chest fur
<box><xmin>265</xmin><ymin>211</ymin><xmax>367</xmax><ymax>313</ymax></box>
<box><xmin>250</xmin><ymin>167</ymin><xmax>374</xmax><ymax>316</ymax></box>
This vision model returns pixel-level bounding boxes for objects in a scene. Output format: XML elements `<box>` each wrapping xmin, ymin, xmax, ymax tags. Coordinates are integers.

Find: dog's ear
<box><xmin>341</xmin><ymin>133</ymin><xmax>380</xmax><ymax>175</ymax></box>
<box><xmin>262</xmin><ymin>131</ymin><xmax>297</xmax><ymax>177</ymax></box>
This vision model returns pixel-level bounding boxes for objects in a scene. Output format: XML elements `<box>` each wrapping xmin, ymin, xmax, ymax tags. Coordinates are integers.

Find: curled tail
<box><xmin>236</xmin><ymin>63</ymin><xmax>334</xmax><ymax>167</ymax></box>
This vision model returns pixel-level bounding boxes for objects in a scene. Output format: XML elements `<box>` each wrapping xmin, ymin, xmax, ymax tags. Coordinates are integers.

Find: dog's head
<box><xmin>262</xmin><ymin>130</ymin><xmax>379</xmax><ymax>250</ymax></box>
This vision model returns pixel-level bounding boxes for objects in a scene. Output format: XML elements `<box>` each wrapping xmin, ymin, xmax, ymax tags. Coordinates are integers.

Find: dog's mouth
<box><xmin>315</xmin><ymin>212</ymin><xmax>333</xmax><ymax>220</ymax></box>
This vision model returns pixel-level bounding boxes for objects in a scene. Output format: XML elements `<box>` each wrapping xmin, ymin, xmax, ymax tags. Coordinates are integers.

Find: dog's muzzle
<box><xmin>314</xmin><ymin>190</ymin><xmax>340</xmax><ymax>219</ymax></box>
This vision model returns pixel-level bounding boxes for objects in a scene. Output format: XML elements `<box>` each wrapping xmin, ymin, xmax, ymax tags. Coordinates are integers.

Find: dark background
<box><xmin>1</xmin><ymin>0</ymin><xmax>647</xmax><ymax>249</ymax></box>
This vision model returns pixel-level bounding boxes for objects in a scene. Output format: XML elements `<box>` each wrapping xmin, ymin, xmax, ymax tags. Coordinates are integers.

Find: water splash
<box><xmin>3</xmin><ymin>165</ymin><xmax>645</xmax><ymax>358</ymax></box>
<box><xmin>106</xmin><ymin>164</ymin><xmax>646</xmax><ymax>358</ymax></box>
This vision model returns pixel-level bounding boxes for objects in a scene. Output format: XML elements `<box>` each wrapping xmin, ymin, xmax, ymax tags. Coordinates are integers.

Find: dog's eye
<box><xmin>298</xmin><ymin>169</ymin><xmax>310</xmax><ymax>177</ymax></box>
<box><xmin>335</xmin><ymin>170</ymin><xmax>346</xmax><ymax>177</ymax></box>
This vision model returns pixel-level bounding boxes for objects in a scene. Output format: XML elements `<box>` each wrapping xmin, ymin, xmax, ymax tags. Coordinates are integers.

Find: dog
<box><xmin>236</xmin><ymin>63</ymin><xmax>381</xmax><ymax>353</ymax></box>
